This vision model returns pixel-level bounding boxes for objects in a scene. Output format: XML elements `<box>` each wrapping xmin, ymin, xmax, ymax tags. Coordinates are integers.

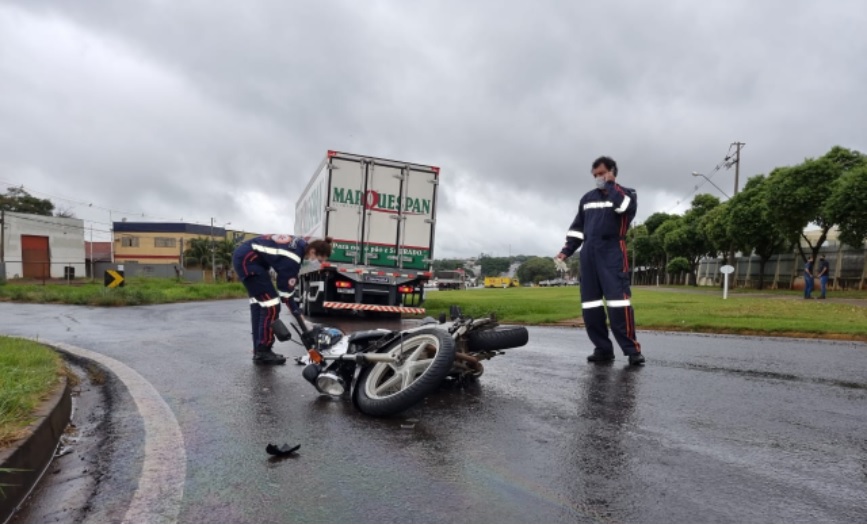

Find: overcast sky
<box><xmin>1</xmin><ymin>0</ymin><xmax>865</xmax><ymax>259</ymax></box>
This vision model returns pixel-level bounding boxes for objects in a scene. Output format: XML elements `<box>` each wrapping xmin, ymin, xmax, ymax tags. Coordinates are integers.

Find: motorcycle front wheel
<box><xmin>353</xmin><ymin>327</ymin><xmax>456</xmax><ymax>417</ymax></box>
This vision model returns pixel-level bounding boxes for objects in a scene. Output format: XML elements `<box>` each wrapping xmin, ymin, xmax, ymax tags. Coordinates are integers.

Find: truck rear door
<box><xmin>326</xmin><ymin>152</ymin><xmax>437</xmax><ymax>270</ymax></box>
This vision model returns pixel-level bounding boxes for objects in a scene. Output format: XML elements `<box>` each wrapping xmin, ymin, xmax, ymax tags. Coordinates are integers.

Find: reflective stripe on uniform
<box><xmin>615</xmin><ymin>196</ymin><xmax>631</xmax><ymax>214</ymax></box>
<box><xmin>582</xmin><ymin>300</ymin><xmax>605</xmax><ymax>309</ymax></box>
<box><xmin>567</xmin><ymin>230</ymin><xmax>584</xmax><ymax>239</ymax></box>
<box><xmin>607</xmin><ymin>299</ymin><xmax>632</xmax><ymax>307</ymax></box>
<box><xmin>278</xmin><ymin>291</ymin><xmax>293</xmax><ymax>298</ymax></box>
<box><xmin>583</xmin><ymin>202</ymin><xmax>613</xmax><ymax>211</ymax></box>
<box><xmin>250</xmin><ymin>297</ymin><xmax>281</xmax><ymax>307</ymax></box>
<box><xmin>251</xmin><ymin>244</ymin><xmax>302</xmax><ymax>263</ymax></box>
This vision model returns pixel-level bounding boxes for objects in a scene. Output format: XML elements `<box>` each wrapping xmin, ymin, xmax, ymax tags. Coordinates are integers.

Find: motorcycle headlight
<box><xmin>315</xmin><ymin>371</ymin><xmax>347</xmax><ymax>396</ymax></box>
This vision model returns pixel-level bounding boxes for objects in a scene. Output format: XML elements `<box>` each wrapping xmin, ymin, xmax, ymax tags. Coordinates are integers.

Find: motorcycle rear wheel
<box><xmin>353</xmin><ymin>327</ymin><xmax>456</xmax><ymax>417</ymax></box>
<box><xmin>466</xmin><ymin>325</ymin><xmax>529</xmax><ymax>352</ymax></box>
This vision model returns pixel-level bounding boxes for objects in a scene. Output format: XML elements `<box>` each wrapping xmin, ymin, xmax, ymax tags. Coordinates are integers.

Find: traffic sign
<box><xmin>720</xmin><ymin>265</ymin><xmax>735</xmax><ymax>274</ymax></box>
<box><xmin>104</xmin><ymin>269</ymin><xmax>125</xmax><ymax>288</ymax></box>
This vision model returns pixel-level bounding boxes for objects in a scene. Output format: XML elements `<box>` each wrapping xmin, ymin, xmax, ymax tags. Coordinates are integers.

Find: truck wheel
<box><xmin>353</xmin><ymin>328</ymin><xmax>456</xmax><ymax>417</ymax></box>
<box><xmin>466</xmin><ymin>326</ymin><xmax>528</xmax><ymax>352</ymax></box>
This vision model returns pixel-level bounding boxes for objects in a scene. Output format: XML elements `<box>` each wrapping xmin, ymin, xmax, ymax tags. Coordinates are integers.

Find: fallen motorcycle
<box><xmin>272</xmin><ymin>307</ymin><xmax>528</xmax><ymax>417</ymax></box>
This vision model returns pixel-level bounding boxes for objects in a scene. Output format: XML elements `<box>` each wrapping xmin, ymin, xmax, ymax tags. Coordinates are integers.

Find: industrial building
<box><xmin>0</xmin><ymin>211</ymin><xmax>86</xmax><ymax>280</ymax></box>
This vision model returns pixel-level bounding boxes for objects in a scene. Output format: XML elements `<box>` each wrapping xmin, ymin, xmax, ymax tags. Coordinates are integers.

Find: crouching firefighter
<box><xmin>556</xmin><ymin>156</ymin><xmax>645</xmax><ymax>366</ymax></box>
<box><xmin>232</xmin><ymin>234</ymin><xmax>333</xmax><ymax>364</ymax></box>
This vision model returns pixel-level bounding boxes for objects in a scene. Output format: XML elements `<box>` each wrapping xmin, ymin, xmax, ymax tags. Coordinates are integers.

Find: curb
<box><xmin>0</xmin><ymin>376</ymin><xmax>71</xmax><ymax>523</ymax></box>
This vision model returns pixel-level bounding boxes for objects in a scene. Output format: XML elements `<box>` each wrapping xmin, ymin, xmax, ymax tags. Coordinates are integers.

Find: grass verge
<box><xmin>0</xmin><ymin>277</ymin><xmax>247</xmax><ymax>306</ymax></box>
<box><xmin>423</xmin><ymin>286</ymin><xmax>867</xmax><ymax>341</ymax></box>
<box><xmin>0</xmin><ymin>337</ymin><xmax>62</xmax><ymax>448</ymax></box>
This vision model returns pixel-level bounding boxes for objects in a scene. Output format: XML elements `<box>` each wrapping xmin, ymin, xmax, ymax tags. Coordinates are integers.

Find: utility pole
<box><xmin>90</xmin><ymin>224</ymin><xmax>94</xmax><ymax>281</ymax></box>
<box><xmin>109</xmin><ymin>210</ymin><xmax>114</xmax><ymax>263</ymax></box>
<box><xmin>211</xmin><ymin>217</ymin><xmax>216</xmax><ymax>283</ymax></box>
<box><xmin>727</xmin><ymin>141</ymin><xmax>745</xmax><ymax>288</ymax></box>
<box><xmin>731</xmin><ymin>141</ymin><xmax>745</xmax><ymax>196</ymax></box>
<box><xmin>1</xmin><ymin>208</ymin><xmax>5</xmax><ymax>266</ymax></box>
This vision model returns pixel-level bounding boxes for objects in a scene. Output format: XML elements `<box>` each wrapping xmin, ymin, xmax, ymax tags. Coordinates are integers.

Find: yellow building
<box><xmin>112</xmin><ymin>222</ymin><xmax>258</xmax><ymax>265</ymax></box>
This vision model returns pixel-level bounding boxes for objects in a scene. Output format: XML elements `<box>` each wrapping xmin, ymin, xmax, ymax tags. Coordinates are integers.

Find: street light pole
<box><xmin>691</xmin><ymin>172</ymin><xmax>731</xmax><ymax>199</ymax></box>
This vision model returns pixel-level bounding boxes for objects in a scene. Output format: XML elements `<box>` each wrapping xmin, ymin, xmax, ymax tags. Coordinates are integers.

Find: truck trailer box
<box><xmin>295</xmin><ymin>151</ymin><xmax>439</xmax><ymax>315</ymax></box>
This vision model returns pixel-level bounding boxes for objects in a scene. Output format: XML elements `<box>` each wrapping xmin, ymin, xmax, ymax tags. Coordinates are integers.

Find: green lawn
<box><xmin>0</xmin><ymin>337</ymin><xmax>62</xmax><ymax>447</ymax></box>
<box><xmin>0</xmin><ymin>277</ymin><xmax>248</xmax><ymax>306</ymax></box>
<box><xmin>424</xmin><ymin>286</ymin><xmax>867</xmax><ymax>341</ymax></box>
<box><xmin>1</xmin><ymin>279</ymin><xmax>865</xmax><ymax>340</ymax></box>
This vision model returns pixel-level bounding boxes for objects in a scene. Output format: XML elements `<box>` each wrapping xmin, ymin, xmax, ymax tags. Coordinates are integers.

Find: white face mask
<box><xmin>595</xmin><ymin>176</ymin><xmax>607</xmax><ymax>190</ymax></box>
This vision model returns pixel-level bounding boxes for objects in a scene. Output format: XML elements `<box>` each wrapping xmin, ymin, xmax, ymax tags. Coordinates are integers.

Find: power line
<box><xmin>1</xmin><ymin>213</ymin><xmax>114</xmax><ymax>235</ymax></box>
<box><xmin>665</xmin><ymin>145</ymin><xmax>737</xmax><ymax>214</ymax></box>
<box><xmin>0</xmin><ymin>179</ymin><xmax>215</xmax><ymax>227</ymax></box>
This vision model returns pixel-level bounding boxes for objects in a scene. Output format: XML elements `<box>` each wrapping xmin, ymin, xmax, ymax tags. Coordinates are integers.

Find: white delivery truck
<box><xmin>294</xmin><ymin>151</ymin><xmax>439</xmax><ymax>316</ymax></box>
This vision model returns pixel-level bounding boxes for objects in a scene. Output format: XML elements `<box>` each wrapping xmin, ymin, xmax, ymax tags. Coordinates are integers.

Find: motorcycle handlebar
<box><xmin>291</xmin><ymin>311</ymin><xmax>310</xmax><ymax>334</ymax></box>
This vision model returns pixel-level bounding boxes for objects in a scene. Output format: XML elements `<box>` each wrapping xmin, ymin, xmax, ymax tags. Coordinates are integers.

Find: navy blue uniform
<box><xmin>560</xmin><ymin>180</ymin><xmax>641</xmax><ymax>356</ymax></box>
<box><xmin>232</xmin><ymin>234</ymin><xmax>307</xmax><ymax>351</ymax></box>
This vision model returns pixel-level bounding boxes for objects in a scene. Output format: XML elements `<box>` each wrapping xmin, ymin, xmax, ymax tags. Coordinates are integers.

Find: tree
<box><xmin>666</xmin><ymin>257</ymin><xmax>691</xmax><ymax>279</ymax></box>
<box><xmin>644</xmin><ymin>212</ymin><xmax>679</xmax><ymax>236</ymax></box>
<box><xmin>701</xmin><ymin>202</ymin><xmax>733</xmax><ymax>260</ymax></box>
<box><xmin>184</xmin><ymin>238</ymin><xmax>213</xmax><ymax>269</ymax></box>
<box><xmin>640</xmin><ymin>212</ymin><xmax>678</xmax><ymax>284</ymax></box>
<box><xmin>826</xmin><ymin>164</ymin><xmax>867</xmax><ymax>249</ymax></box>
<box><xmin>54</xmin><ymin>207</ymin><xmax>77</xmax><ymax>218</ymax></box>
<box><xmin>214</xmin><ymin>239</ymin><xmax>235</xmax><ymax>270</ymax></box>
<box><xmin>516</xmin><ymin>257</ymin><xmax>558</xmax><ymax>285</ymax></box>
<box><xmin>653</xmin><ymin>217</ymin><xmax>681</xmax><ymax>284</ymax></box>
<box><xmin>0</xmin><ymin>187</ymin><xmax>54</xmax><ymax>216</ymax></box>
<box><xmin>432</xmin><ymin>259</ymin><xmax>465</xmax><ymax>272</ymax></box>
<box><xmin>725</xmin><ymin>175</ymin><xmax>790</xmax><ymax>289</ymax></box>
<box><xmin>478</xmin><ymin>256</ymin><xmax>512</xmax><ymax>277</ymax></box>
<box><xmin>567</xmin><ymin>256</ymin><xmax>581</xmax><ymax>280</ymax></box>
<box><xmin>662</xmin><ymin>194</ymin><xmax>720</xmax><ymax>285</ymax></box>
<box><xmin>766</xmin><ymin>146</ymin><xmax>867</xmax><ymax>263</ymax></box>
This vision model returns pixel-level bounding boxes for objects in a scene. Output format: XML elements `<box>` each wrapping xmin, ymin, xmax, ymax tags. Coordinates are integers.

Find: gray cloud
<box><xmin>1</xmin><ymin>0</ymin><xmax>865</xmax><ymax>258</ymax></box>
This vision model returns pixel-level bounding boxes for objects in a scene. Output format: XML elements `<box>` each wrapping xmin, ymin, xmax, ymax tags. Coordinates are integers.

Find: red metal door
<box><xmin>21</xmin><ymin>235</ymin><xmax>49</xmax><ymax>279</ymax></box>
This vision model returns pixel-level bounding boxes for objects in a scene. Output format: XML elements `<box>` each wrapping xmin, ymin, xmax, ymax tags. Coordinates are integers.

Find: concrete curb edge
<box><xmin>0</xmin><ymin>376</ymin><xmax>71</xmax><ymax>523</ymax></box>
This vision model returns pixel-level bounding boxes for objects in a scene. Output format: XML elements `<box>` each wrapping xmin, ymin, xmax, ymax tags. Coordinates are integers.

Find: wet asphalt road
<box><xmin>2</xmin><ymin>300</ymin><xmax>866</xmax><ymax>523</ymax></box>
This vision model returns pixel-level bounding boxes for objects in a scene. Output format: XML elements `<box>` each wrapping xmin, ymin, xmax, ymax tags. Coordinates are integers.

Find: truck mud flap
<box><xmin>323</xmin><ymin>302</ymin><xmax>426</xmax><ymax>315</ymax></box>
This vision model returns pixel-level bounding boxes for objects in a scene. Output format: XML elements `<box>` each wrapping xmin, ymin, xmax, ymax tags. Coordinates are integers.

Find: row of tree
<box><xmin>182</xmin><ymin>237</ymin><xmax>236</xmax><ymax>271</ymax></box>
<box><xmin>630</xmin><ymin>146</ymin><xmax>867</xmax><ymax>288</ymax></box>
<box><xmin>433</xmin><ymin>146</ymin><xmax>867</xmax><ymax>288</ymax></box>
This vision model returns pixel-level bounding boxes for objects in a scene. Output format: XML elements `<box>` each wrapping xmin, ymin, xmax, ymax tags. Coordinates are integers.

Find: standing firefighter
<box><xmin>233</xmin><ymin>234</ymin><xmax>332</xmax><ymax>364</ymax></box>
<box><xmin>556</xmin><ymin>156</ymin><xmax>645</xmax><ymax>366</ymax></box>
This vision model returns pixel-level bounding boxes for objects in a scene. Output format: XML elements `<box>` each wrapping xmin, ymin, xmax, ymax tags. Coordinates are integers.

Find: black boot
<box><xmin>587</xmin><ymin>348</ymin><xmax>615</xmax><ymax>363</ymax></box>
<box><xmin>253</xmin><ymin>345</ymin><xmax>287</xmax><ymax>365</ymax></box>
<box><xmin>628</xmin><ymin>354</ymin><xmax>646</xmax><ymax>366</ymax></box>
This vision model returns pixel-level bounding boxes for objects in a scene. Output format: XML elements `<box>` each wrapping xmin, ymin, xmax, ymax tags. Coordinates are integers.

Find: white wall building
<box><xmin>1</xmin><ymin>211</ymin><xmax>86</xmax><ymax>279</ymax></box>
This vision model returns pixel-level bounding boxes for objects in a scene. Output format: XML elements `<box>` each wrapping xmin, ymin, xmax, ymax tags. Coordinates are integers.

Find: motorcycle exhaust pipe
<box><xmin>301</xmin><ymin>363</ymin><xmax>348</xmax><ymax>396</ymax></box>
<box><xmin>302</xmin><ymin>363</ymin><xmax>322</xmax><ymax>386</ymax></box>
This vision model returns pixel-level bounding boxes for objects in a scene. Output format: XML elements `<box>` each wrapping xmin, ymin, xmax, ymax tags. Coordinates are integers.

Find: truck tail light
<box><xmin>335</xmin><ymin>281</ymin><xmax>353</xmax><ymax>289</ymax></box>
<box><xmin>398</xmin><ymin>286</ymin><xmax>415</xmax><ymax>294</ymax></box>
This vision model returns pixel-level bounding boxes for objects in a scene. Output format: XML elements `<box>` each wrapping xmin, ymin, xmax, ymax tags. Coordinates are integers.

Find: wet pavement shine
<box><xmin>2</xmin><ymin>300</ymin><xmax>866</xmax><ymax>523</ymax></box>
